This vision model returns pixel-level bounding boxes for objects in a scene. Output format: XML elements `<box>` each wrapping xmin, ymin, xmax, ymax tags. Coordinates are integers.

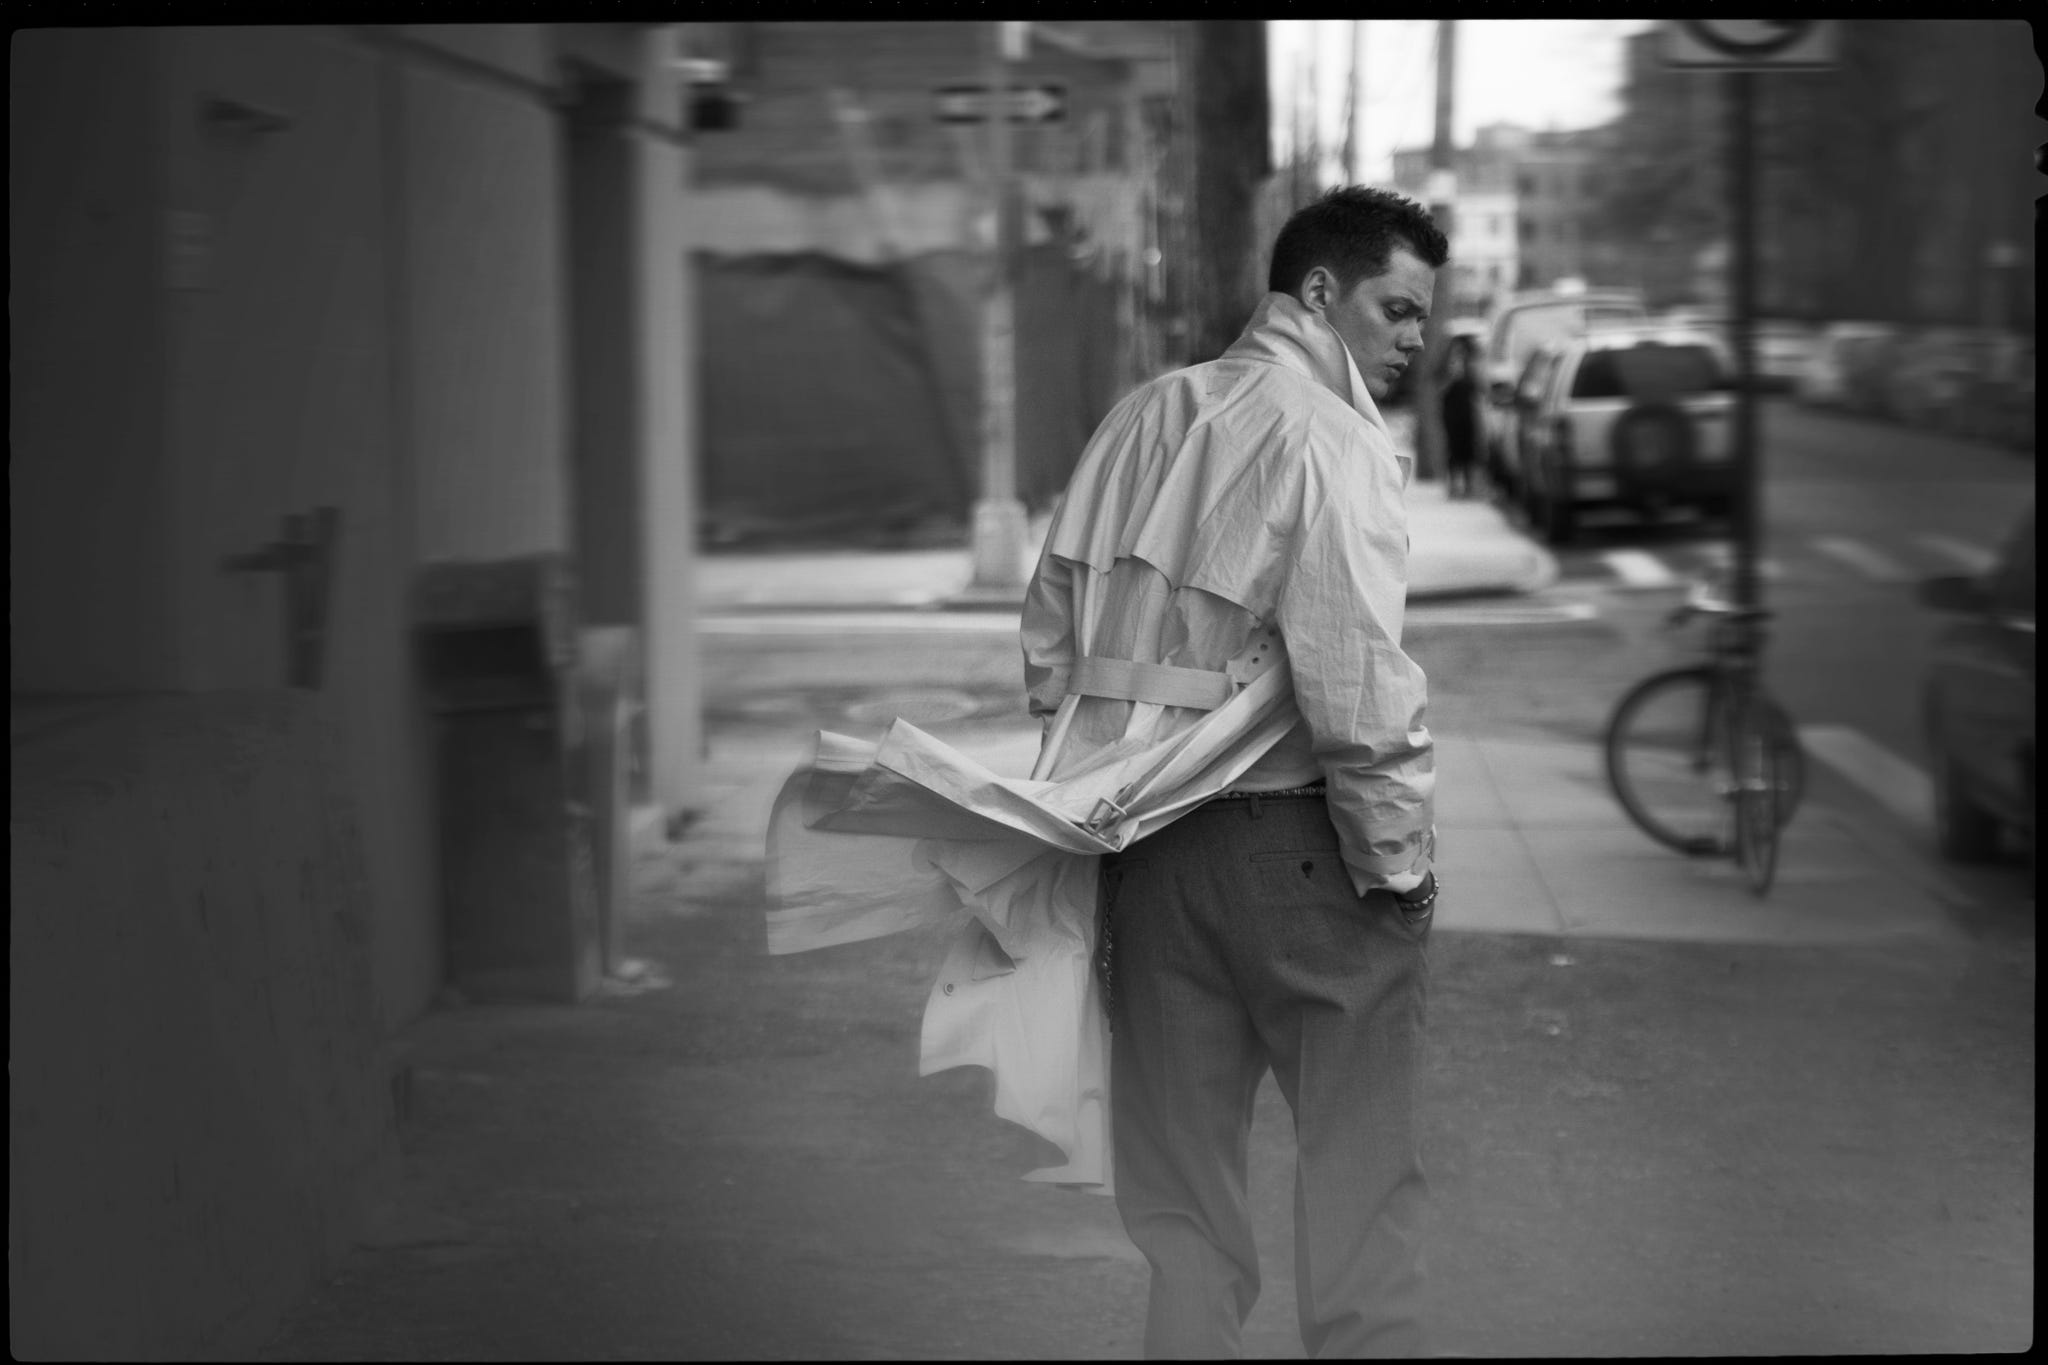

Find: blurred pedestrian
<box><xmin>1023</xmin><ymin>186</ymin><xmax>1445</xmax><ymax>1359</ymax></box>
<box><xmin>1441</xmin><ymin>332</ymin><xmax>1482</xmax><ymax>499</ymax></box>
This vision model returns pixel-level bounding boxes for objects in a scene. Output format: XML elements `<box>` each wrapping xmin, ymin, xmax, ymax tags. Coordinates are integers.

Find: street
<box><xmin>1468</xmin><ymin>398</ymin><xmax>2035</xmax><ymax>914</ymax></box>
<box><xmin>1528</xmin><ymin>398</ymin><xmax>2028</xmax><ymax>770</ymax></box>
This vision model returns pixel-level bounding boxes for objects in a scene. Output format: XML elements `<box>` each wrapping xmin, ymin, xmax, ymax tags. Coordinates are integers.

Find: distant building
<box><xmin>1603</xmin><ymin>20</ymin><xmax>2036</xmax><ymax>326</ymax></box>
<box><xmin>1607</xmin><ymin>28</ymin><xmax>1728</xmax><ymax>309</ymax></box>
<box><xmin>1443</xmin><ymin>188</ymin><xmax>1518</xmax><ymax>312</ymax></box>
<box><xmin>1392</xmin><ymin>121</ymin><xmax>1625</xmax><ymax>311</ymax></box>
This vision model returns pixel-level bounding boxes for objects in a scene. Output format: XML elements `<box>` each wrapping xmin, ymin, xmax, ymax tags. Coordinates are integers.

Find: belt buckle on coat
<box><xmin>1083</xmin><ymin>794</ymin><xmax>1127</xmax><ymax>835</ymax></box>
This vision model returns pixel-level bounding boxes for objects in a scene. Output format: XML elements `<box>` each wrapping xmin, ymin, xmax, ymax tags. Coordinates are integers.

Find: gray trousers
<box><xmin>1101</xmin><ymin>793</ymin><xmax>1432</xmax><ymax>1359</ymax></box>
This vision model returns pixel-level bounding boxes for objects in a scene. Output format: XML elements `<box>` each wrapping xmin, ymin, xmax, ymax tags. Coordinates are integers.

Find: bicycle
<box><xmin>1603</xmin><ymin>573</ymin><xmax>1806</xmax><ymax>895</ymax></box>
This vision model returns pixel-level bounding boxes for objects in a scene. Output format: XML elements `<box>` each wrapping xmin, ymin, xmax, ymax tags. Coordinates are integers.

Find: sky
<box><xmin>1267</xmin><ymin>19</ymin><xmax>1659</xmax><ymax>186</ymax></box>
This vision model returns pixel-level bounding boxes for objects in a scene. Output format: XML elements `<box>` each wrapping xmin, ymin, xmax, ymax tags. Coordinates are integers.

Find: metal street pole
<box><xmin>1728</xmin><ymin>68</ymin><xmax>1760</xmax><ymax>611</ymax></box>
<box><xmin>1414</xmin><ymin>19</ymin><xmax>1456</xmax><ymax>483</ymax></box>
<box><xmin>1341</xmin><ymin>20</ymin><xmax>1362</xmax><ymax>185</ymax></box>
<box><xmin>969</xmin><ymin>20</ymin><xmax>1030</xmax><ymax>592</ymax></box>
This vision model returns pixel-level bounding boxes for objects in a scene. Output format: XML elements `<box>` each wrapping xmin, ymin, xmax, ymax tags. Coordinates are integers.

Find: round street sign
<box><xmin>1662</xmin><ymin>19</ymin><xmax>1836</xmax><ymax>69</ymax></box>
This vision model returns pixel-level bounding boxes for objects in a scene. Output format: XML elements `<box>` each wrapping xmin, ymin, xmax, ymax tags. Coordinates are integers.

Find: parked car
<box><xmin>1887</xmin><ymin>326</ymin><xmax>1985</xmax><ymax>427</ymax></box>
<box><xmin>1480</xmin><ymin>286</ymin><xmax>1648</xmax><ymax>496</ymax></box>
<box><xmin>1660</xmin><ymin>312</ymin><xmax>1817</xmax><ymax>393</ymax></box>
<box><xmin>1752</xmin><ymin>322</ymin><xmax>1814</xmax><ymax>393</ymax></box>
<box><xmin>1795</xmin><ymin>321</ymin><xmax>1902</xmax><ymax>408</ymax></box>
<box><xmin>1918</xmin><ymin>504</ymin><xmax>2035</xmax><ymax>866</ymax></box>
<box><xmin>1948</xmin><ymin>334</ymin><xmax>2035</xmax><ymax>450</ymax></box>
<box><xmin>1510</xmin><ymin>324</ymin><xmax>1737</xmax><ymax>545</ymax></box>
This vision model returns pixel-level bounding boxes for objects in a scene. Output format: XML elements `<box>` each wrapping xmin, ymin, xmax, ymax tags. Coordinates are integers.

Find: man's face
<box><xmin>1301</xmin><ymin>246</ymin><xmax>1436</xmax><ymax>400</ymax></box>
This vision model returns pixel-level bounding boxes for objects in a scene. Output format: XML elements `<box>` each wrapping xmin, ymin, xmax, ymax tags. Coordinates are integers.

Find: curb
<box><xmin>696</xmin><ymin>571</ymin><xmax>1557</xmax><ymax>618</ymax></box>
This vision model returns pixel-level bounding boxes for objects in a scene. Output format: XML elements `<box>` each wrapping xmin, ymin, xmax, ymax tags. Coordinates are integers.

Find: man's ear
<box><xmin>1297</xmin><ymin>266</ymin><xmax>1336</xmax><ymax>314</ymax></box>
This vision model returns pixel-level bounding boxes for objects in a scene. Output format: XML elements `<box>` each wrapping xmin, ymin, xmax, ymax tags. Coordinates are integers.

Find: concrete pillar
<box><xmin>632</xmin><ymin>25</ymin><xmax>703</xmax><ymax>820</ymax></box>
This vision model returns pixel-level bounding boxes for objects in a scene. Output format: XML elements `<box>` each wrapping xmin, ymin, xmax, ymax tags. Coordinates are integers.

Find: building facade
<box><xmin>11</xmin><ymin>23</ymin><xmax>698</xmax><ymax>1357</ymax></box>
<box><xmin>678</xmin><ymin>20</ymin><xmax>1182</xmax><ymax>538</ymax></box>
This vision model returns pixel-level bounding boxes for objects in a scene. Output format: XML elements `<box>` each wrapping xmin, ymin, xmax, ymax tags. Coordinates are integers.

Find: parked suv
<box><xmin>1918</xmin><ymin>504</ymin><xmax>2035</xmax><ymax>867</ymax></box>
<box><xmin>1480</xmin><ymin>286</ymin><xmax>1648</xmax><ymax>496</ymax></box>
<box><xmin>1510</xmin><ymin>325</ymin><xmax>1737</xmax><ymax>545</ymax></box>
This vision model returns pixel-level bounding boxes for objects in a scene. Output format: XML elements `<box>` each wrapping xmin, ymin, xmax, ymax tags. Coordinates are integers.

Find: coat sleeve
<box><xmin>1276</xmin><ymin>430</ymin><xmax>1436</xmax><ymax>895</ymax></box>
<box><xmin>1021</xmin><ymin>546</ymin><xmax>1077</xmax><ymax>722</ymax></box>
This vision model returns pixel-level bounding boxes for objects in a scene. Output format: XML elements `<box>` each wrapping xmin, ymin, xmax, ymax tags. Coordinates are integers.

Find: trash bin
<box><xmin>414</xmin><ymin>554</ymin><xmax>605</xmax><ymax>1004</ymax></box>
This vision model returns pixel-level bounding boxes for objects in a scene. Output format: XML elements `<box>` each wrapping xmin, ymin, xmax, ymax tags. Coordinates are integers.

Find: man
<box><xmin>1021</xmin><ymin>186</ymin><xmax>1446</xmax><ymax>1358</ymax></box>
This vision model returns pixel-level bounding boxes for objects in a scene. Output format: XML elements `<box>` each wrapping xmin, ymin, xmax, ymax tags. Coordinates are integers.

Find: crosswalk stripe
<box><xmin>1811</xmin><ymin>536</ymin><xmax>1914</xmax><ymax>583</ymax></box>
<box><xmin>1912</xmin><ymin>534</ymin><xmax>1995</xmax><ymax>576</ymax></box>
<box><xmin>1798</xmin><ymin>725</ymin><xmax>1934</xmax><ymax>832</ymax></box>
<box><xmin>1600</xmin><ymin>549</ymin><xmax>1679</xmax><ymax>589</ymax></box>
<box><xmin>1692</xmin><ymin>543</ymin><xmax>1783</xmax><ymax>580</ymax></box>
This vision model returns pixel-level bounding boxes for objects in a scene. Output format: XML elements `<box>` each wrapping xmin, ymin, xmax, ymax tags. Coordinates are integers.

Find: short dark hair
<box><xmin>1266</xmin><ymin>186</ymin><xmax>1450</xmax><ymax>296</ymax></box>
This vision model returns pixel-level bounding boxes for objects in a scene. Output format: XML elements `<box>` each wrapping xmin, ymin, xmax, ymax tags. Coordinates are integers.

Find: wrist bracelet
<box><xmin>1395</xmin><ymin>871</ymin><xmax>1438</xmax><ymax>911</ymax></box>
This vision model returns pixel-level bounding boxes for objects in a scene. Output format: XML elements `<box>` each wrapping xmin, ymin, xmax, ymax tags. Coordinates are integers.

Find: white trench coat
<box><xmin>764</xmin><ymin>293</ymin><xmax>1432</xmax><ymax>1195</ymax></box>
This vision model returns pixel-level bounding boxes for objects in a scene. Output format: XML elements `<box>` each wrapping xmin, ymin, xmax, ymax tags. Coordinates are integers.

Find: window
<box><xmin>1517</xmin><ymin>172</ymin><xmax>1535</xmax><ymax>196</ymax></box>
<box><xmin>1571</xmin><ymin>343</ymin><xmax>1729</xmax><ymax>400</ymax></box>
<box><xmin>1516</xmin><ymin>352</ymin><xmax>1557</xmax><ymax>406</ymax></box>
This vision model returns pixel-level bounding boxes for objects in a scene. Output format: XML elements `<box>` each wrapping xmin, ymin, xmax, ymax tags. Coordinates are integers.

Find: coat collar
<box><xmin>1221</xmin><ymin>292</ymin><xmax>1388</xmax><ymax>434</ymax></box>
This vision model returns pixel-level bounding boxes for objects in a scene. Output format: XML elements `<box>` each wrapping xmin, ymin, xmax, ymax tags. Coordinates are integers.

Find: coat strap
<box><xmin>1069</xmin><ymin>655</ymin><xmax>1235</xmax><ymax>711</ymax></box>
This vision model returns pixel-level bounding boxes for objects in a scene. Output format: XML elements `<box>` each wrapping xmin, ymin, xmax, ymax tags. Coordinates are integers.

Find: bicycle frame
<box><xmin>1606</xmin><ymin>578</ymin><xmax>1803</xmax><ymax>894</ymax></box>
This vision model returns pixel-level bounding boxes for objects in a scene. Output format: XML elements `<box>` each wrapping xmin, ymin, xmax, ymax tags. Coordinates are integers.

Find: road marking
<box><xmin>1798</xmin><ymin>724</ymin><xmax>1933</xmax><ymax>831</ymax></box>
<box><xmin>1694</xmin><ymin>542</ymin><xmax>1783</xmax><ymax>580</ymax></box>
<box><xmin>1601</xmin><ymin>549</ymin><xmax>1679</xmax><ymax>589</ymax></box>
<box><xmin>1912</xmin><ymin>534</ymin><xmax>1995</xmax><ymax>576</ymax></box>
<box><xmin>1811</xmin><ymin>536</ymin><xmax>1913</xmax><ymax>583</ymax></box>
<box><xmin>704</xmin><ymin>611</ymin><xmax>1020</xmax><ymax>635</ymax></box>
<box><xmin>1407</xmin><ymin>599</ymin><xmax>1598</xmax><ymax>626</ymax></box>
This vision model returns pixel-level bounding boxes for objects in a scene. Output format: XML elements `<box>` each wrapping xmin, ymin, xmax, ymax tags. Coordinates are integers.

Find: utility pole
<box><xmin>1341</xmin><ymin>20</ymin><xmax>1363</xmax><ymax>185</ymax></box>
<box><xmin>1728</xmin><ymin>68</ymin><xmax>1760</xmax><ymax>612</ymax></box>
<box><xmin>1413</xmin><ymin>19</ymin><xmax>1457</xmax><ymax>482</ymax></box>
<box><xmin>1289</xmin><ymin>46</ymin><xmax>1311</xmax><ymax>207</ymax></box>
<box><xmin>968</xmin><ymin>19</ymin><xmax>1030</xmax><ymax>592</ymax></box>
<box><xmin>1189</xmin><ymin>20</ymin><xmax>1270</xmax><ymax>362</ymax></box>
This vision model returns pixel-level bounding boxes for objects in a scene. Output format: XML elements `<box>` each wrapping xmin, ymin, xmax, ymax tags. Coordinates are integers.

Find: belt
<box><xmin>1210</xmin><ymin>784</ymin><xmax>1327</xmax><ymax>802</ymax></box>
<box><xmin>1069</xmin><ymin>654</ymin><xmax>1235</xmax><ymax>711</ymax></box>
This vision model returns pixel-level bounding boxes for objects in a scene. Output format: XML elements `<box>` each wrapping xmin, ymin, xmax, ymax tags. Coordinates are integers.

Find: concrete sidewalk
<box><xmin>254</xmin><ymin>715</ymin><xmax>2030</xmax><ymax>1361</ymax></box>
<box><xmin>685</xmin><ymin>604</ymin><xmax>1976</xmax><ymax>953</ymax></box>
<box><xmin>697</xmin><ymin>420</ymin><xmax>1556</xmax><ymax>613</ymax></box>
<box><xmin>665</xmin><ymin>720</ymin><xmax>1977</xmax><ymax>955</ymax></box>
<box><xmin>250</xmin><ymin>408</ymin><xmax>2024</xmax><ymax>1357</ymax></box>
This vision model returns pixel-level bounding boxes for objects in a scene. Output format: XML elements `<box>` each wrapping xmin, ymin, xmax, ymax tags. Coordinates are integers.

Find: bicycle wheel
<box><xmin>1605</xmin><ymin>667</ymin><xmax>1734</xmax><ymax>856</ymax></box>
<box><xmin>1751</xmin><ymin>692</ymin><xmax>1806</xmax><ymax>829</ymax></box>
<box><xmin>1729</xmin><ymin>695</ymin><xmax>1784</xmax><ymax>895</ymax></box>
